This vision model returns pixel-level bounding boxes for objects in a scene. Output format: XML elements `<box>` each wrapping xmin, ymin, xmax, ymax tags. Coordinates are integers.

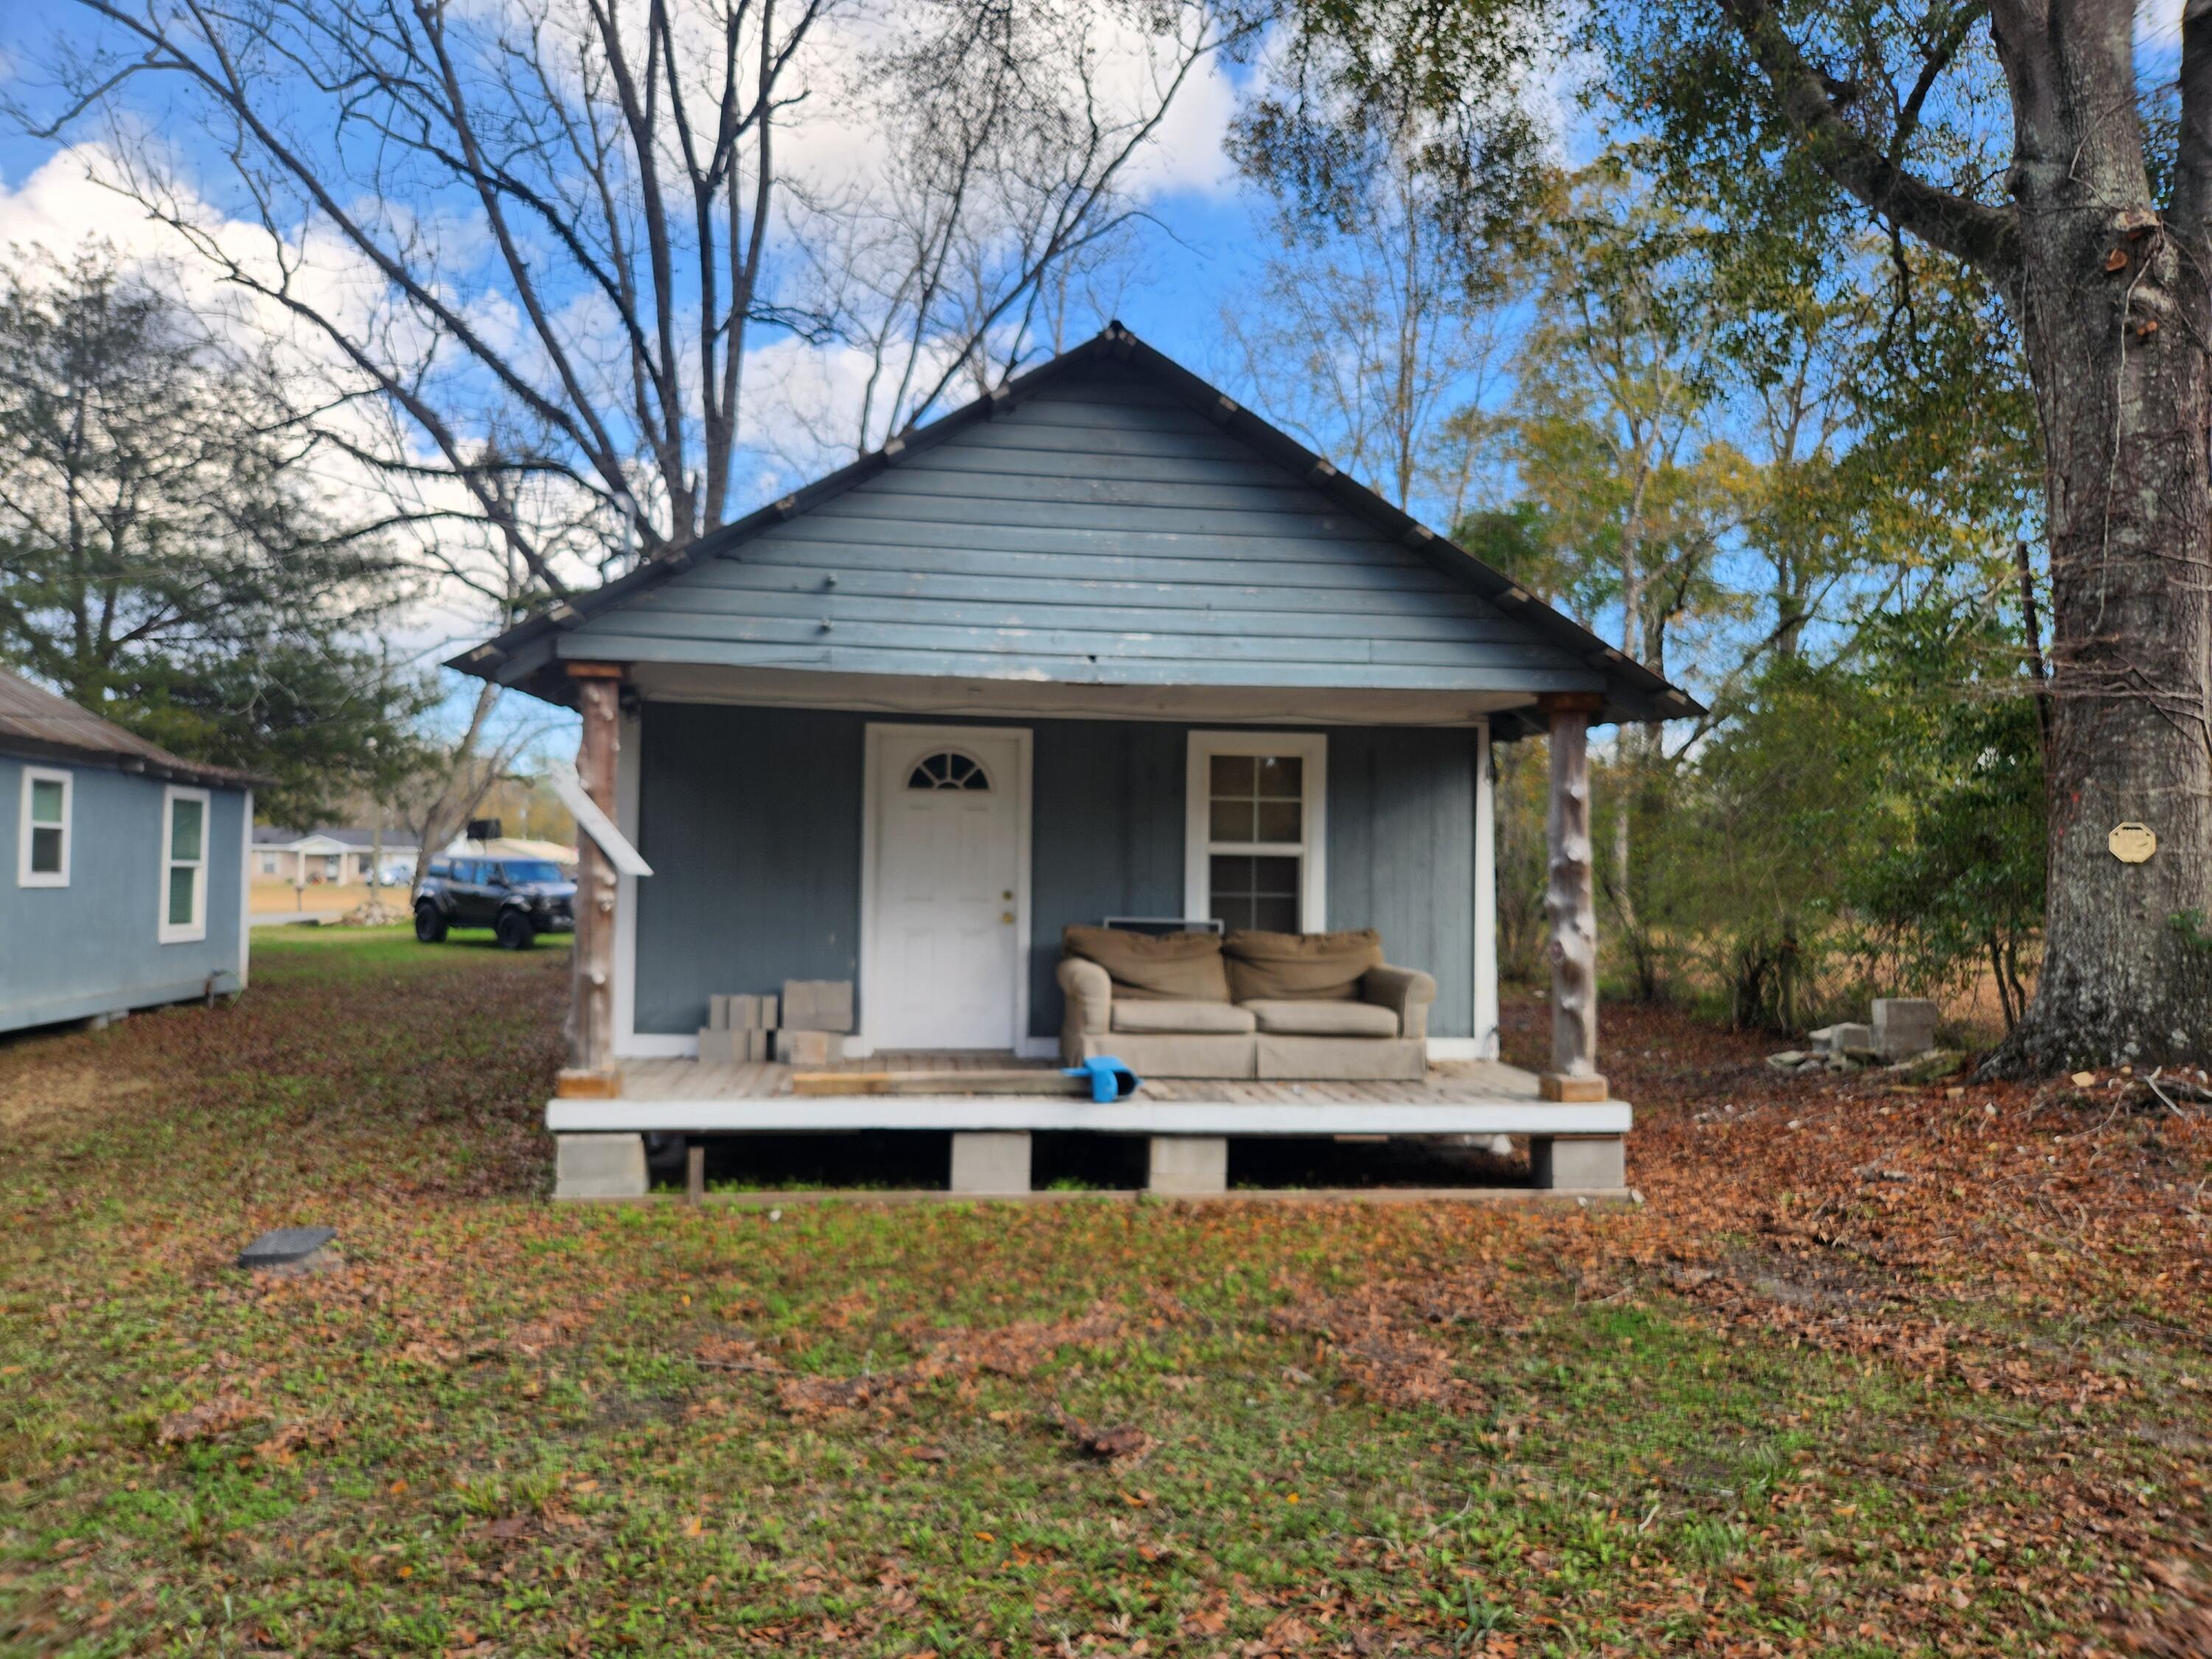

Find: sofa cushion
<box><xmin>1241</xmin><ymin>998</ymin><xmax>1400</xmax><ymax>1037</ymax></box>
<box><xmin>1064</xmin><ymin>925</ymin><xmax>1231</xmax><ymax>1001</ymax></box>
<box><xmin>1111</xmin><ymin>999</ymin><xmax>1258</xmax><ymax>1035</ymax></box>
<box><xmin>1222</xmin><ymin>928</ymin><xmax>1384</xmax><ymax>1002</ymax></box>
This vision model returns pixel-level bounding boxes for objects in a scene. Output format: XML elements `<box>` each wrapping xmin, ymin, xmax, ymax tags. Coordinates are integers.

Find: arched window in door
<box><xmin>906</xmin><ymin>750</ymin><xmax>991</xmax><ymax>791</ymax></box>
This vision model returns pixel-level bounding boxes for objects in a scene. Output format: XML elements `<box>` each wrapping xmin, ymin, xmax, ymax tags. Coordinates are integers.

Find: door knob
<box><xmin>1001</xmin><ymin>911</ymin><xmax>1015</xmax><ymax>924</ymax></box>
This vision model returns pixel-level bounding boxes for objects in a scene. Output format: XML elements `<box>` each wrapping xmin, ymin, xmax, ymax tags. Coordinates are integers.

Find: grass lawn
<box><xmin>2</xmin><ymin>930</ymin><xmax>2208</xmax><ymax>1655</ymax></box>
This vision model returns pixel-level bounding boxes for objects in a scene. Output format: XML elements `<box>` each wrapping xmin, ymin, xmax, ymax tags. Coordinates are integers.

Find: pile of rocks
<box><xmin>1767</xmin><ymin>998</ymin><xmax>1960</xmax><ymax>1079</ymax></box>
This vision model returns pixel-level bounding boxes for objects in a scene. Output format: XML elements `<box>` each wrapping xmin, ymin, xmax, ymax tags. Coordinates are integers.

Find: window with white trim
<box><xmin>1185</xmin><ymin>732</ymin><xmax>1326</xmax><ymax>933</ymax></box>
<box><xmin>160</xmin><ymin>786</ymin><xmax>211</xmax><ymax>942</ymax></box>
<box><xmin>18</xmin><ymin>767</ymin><xmax>72</xmax><ymax>887</ymax></box>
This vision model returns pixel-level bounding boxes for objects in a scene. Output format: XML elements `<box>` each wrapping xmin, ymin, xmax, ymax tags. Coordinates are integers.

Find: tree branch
<box><xmin>1717</xmin><ymin>0</ymin><xmax>2020</xmax><ymax>276</ymax></box>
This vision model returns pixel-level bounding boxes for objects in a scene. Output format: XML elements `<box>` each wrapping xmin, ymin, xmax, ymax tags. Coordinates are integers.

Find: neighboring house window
<box><xmin>260</xmin><ymin>852</ymin><xmax>280</xmax><ymax>875</ymax></box>
<box><xmin>18</xmin><ymin>767</ymin><xmax>72</xmax><ymax>888</ymax></box>
<box><xmin>1184</xmin><ymin>732</ymin><xmax>1326</xmax><ymax>933</ymax></box>
<box><xmin>160</xmin><ymin>786</ymin><xmax>212</xmax><ymax>943</ymax></box>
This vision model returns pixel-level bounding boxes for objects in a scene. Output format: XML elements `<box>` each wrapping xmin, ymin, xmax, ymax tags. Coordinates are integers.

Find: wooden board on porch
<box><xmin>791</xmin><ymin>1065</ymin><xmax>1099</xmax><ymax>1098</ymax></box>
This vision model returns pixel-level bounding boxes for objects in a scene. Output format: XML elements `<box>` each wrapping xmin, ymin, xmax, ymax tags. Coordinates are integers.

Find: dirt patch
<box><xmin>0</xmin><ymin>1061</ymin><xmax>153</xmax><ymax>1135</ymax></box>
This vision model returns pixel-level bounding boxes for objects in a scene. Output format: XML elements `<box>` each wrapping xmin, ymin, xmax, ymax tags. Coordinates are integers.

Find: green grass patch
<box><xmin>0</xmin><ymin>933</ymin><xmax>2202</xmax><ymax>1655</ymax></box>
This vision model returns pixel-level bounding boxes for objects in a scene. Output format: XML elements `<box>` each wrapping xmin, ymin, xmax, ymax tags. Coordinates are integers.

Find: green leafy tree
<box><xmin>0</xmin><ymin>246</ymin><xmax>425</xmax><ymax>825</ymax></box>
<box><xmin>1250</xmin><ymin>0</ymin><xmax>2209</xmax><ymax>1072</ymax></box>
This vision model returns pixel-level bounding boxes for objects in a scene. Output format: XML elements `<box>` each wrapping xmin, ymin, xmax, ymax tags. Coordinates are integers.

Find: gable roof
<box><xmin>252</xmin><ymin>826</ymin><xmax>422</xmax><ymax>851</ymax></box>
<box><xmin>453</xmin><ymin>324</ymin><xmax>1702</xmax><ymax>733</ymax></box>
<box><xmin>0</xmin><ymin>667</ymin><xmax>260</xmax><ymax>790</ymax></box>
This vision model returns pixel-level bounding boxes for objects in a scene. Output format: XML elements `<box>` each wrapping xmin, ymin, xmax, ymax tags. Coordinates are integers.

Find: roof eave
<box><xmin>0</xmin><ymin>734</ymin><xmax>270</xmax><ymax>791</ymax></box>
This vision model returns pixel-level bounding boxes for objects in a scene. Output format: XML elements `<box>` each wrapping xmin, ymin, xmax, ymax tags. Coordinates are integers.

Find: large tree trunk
<box><xmin>1980</xmin><ymin>3</ymin><xmax>2212</xmax><ymax>1073</ymax></box>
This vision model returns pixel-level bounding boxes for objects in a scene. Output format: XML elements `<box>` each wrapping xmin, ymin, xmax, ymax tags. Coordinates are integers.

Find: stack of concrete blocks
<box><xmin>698</xmin><ymin>994</ymin><xmax>777</xmax><ymax>1063</ymax></box>
<box><xmin>774</xmin><ymin>979</ymin><xmax>854</xmax><ymax>1065</ymax></box>
<box><xmin>1778</xmin><ymin>997</ymin><xmax>1945</xmax><ymax>1077</ymax></box>
<box><xmin>1871</xmin><ymin>998</ymin><xmax>1939</xmax><ymax>1060</ymax></box>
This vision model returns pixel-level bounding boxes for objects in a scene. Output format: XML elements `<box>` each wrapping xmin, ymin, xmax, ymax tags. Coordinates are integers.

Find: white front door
<box><xmin>866</xmin><ymin>727</ymin><xmax>1028</xmax><ymax>1050</ymax></box>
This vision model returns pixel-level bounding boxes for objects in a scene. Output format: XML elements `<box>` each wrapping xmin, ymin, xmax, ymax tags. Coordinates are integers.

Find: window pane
<box><xmin>168</xmin><ymin>864</ymin><xmax>197</xmax><ymax>925</ymax></box>
<box><xmin>1208</xmin><ymin>798</ymin><xmax>1254</xmax><ymax>842</ymax></box>
<box><xmin>1210</xmin><ymin>853</ymin><xmax>1301</xmax><ymax>931</ymax></box>
<box><xmin>29</xmin><ymin>779</ymin><xmax>63</xmax><ymax>825</ymax></box>
<box><xmin>1209</xmin><ymin>753</ymin><xmax>1255</xmax><ymax>795</ymax></box>
<box><xmin>1254</xmin><ymin>800</ymin><xmax>1301</xmax><ymax>843</ymax></box>
<box><xmin>30</xmin><ymin>825</ymin><xmax>62</xmax><ymax>874</ymax></box>
<box><xmin>1253</xmin><ymin>756</ymin><xmax>1302</xmax><ymax>799</ymax></box>
<box><xmin>171</xmin><ymin>798</ymin><xmax>204</xmax><ymax>863</ymax></box>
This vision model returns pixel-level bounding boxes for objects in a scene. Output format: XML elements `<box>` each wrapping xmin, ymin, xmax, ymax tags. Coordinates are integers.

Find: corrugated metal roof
<box><xmin>453</xmin><ymin>324</ymin><xmax>1705</xmax><ymax>731</ymax></box>
<box><xmin>0</xmin><ymin>667</ymin><xmax>261</xmax><ymax>789</ymax></box>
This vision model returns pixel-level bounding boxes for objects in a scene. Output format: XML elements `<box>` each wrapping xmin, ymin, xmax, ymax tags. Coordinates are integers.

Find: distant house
<box><xmin>252</xmin><ymin>826</ymin><xmax>422</xmax><ymax>886</ymax></box>
<box><xmin>1</xmin><ymin>667</ymin><xmax>257</xmax><ymax>1037</ymax></box>
<box><xmin>442</xmin><ymin>834</ymin><xmax>577</xmax><ymax>868</ymax></box>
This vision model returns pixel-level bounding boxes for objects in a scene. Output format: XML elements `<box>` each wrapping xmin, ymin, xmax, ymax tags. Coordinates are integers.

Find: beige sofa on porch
<box><xmin>1057</xmin><ymin>925</ymin><xmax>1436</xmax><ymax>1080</ymax></box>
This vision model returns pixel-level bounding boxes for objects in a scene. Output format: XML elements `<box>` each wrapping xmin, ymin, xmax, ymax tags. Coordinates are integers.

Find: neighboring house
<box><xmin>251</xmin><ymin>827</ymin><xmax>422</xmax><ymax>886</ymax></box>
<box><xmin>453</xmin><ymin>324</ymin><xmax>1702</xmax><ymax>1196</ymax></box>
<box><xmin>1</xmin><ymin>667</ymin><xmax>257</xmax><ymax>1037</ymax></box>
<box><xmin>442</xmin><ymin>835</ymin><xmax>577</xmax><ymax>868</ymax></box>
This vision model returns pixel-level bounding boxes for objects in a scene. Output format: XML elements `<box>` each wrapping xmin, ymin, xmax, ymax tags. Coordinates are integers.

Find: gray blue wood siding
<box><xmin>565</xmin><ymin>361</ymin><xmax>1599</xmax><ymax>695</ymax></box>
<box><xmin>0</xmin><ymin>756</ymin><xmax>247</xmax><ymax>1035</ymax></box>
<box><xmin>630</xmin><ymin>704</ymin><xmax>1478</xmax><ymax>1040</ymax></box>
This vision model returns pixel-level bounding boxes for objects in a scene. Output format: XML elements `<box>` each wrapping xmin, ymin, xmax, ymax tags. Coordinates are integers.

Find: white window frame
<box><xmin>1184</xmin><ymin>731</ymin><xmax>1326</xmax><ymax>932</ymax></box>
<box><xmin>159</xmin><ymin>785</ymin><xmax>212</xmax><ymax>944</ymax></box>
<box><xmin>18</xmin><ymin>766</ymin><xmax>72</xmax><ymax>888</ymax></box>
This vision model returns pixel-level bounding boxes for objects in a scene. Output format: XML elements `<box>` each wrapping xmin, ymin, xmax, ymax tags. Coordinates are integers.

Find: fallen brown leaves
<box><xmin>1266</xmin><ymin>1281</ymin><xmax>1517</xmax><ymax>1413</ymax></box>
<box><xmin>1052</xmin><ymin>1410</ymin><xmax>1150</xmax><ymax>1461</ymax></box>
<box><xmin>155</xmin><ymin>1394</ymin><xmax>265</xmax><ymax>1447</ymax></box>
<box><xmin>700</xmin><ymin>1299</ymin><xmax>1145</xmax><ymax>1425</ymax></box>
<box><xmin>2106</xmin><ymin>1555</ymin><xmax>2212</xmax><ymax>1656</ymax></box>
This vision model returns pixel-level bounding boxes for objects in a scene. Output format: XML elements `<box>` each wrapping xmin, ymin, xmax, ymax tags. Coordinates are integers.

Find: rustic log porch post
<box><xmin>1538</xmin><ymin>692</ymin><xmax>1608</xmax><ymax>1103</ymax></box>
<box><xmin>565</xmin><ymin>662</ymin><xmax>625</xmax><ymax>1086</ymax></box>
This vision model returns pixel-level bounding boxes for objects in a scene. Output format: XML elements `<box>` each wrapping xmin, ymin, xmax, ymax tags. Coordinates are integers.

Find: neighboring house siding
<box><xmin>0</xmin><ymin>755</ymin><xmax>247</xmax><ymax>1034</ymax></box>
<box><xmin>631</xmin><ymin>704</ymin><xmax>1478</xmax><ymax>1040</ymax></box>
<box><xmin>564</xmin><ymin>362</ymin><xmax>1596</xmax><ymax>694</ymax></box>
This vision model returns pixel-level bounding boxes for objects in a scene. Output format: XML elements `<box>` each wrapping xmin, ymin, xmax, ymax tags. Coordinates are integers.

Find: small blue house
<box><xmin>1</xmin><ymin>667</ymin><xmax>255</xmax><ymax>1036</ymax></box>
<box><xmin>456</xmin><ymin>325</ymin><xmax>1702</xmax><ymax>1197</ymax></box>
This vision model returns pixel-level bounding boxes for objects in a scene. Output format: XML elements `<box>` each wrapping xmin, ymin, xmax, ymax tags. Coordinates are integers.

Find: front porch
<box><xmin>547</xmin><ymin>1051</ymin><xmax>1632</xmax><ymax>1198</ymax></box>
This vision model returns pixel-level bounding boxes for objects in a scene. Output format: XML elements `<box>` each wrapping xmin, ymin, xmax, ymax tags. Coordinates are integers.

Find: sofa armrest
<box><xmin>1361</xmin><ymin>964</ymin><xmax>1436</xmax><ymax>1042</ymax></box>
<box><xmin>1057</xmin><ymin>956</ymin><xmax>1113</xmax><ymax>1037</ymax></box>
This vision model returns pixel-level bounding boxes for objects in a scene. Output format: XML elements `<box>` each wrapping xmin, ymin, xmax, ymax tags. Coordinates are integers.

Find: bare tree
<box><xmin>21</xmin><ymin>0</ymin><xmax>1231</xmax><ymax>580</ymax></box>
<box><xmin>792</xmin><ymin>1</ymin><xmax>1246</xmax><ymax>458</ymax></box>
<box><xmin>1220</xmin><ymin>125</ymin><xmax>1515</xmax><ymax>515</ymax></box>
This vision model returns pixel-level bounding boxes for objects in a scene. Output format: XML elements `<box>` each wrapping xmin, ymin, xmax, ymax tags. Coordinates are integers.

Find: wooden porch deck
<box><xmin>614</xmin><ymin>1051</ymin><xmax>1558</xmax><ymax>1103</ymax></box>
<box><xmin>546</xmin><ymin>1052</ymin><xmax>1631</xmax><ymax>1138</ymax></box>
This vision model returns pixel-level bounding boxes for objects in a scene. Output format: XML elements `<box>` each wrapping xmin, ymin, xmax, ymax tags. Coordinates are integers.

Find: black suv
<box><xmin>414</xmin><ymin>858</ymin><xmax>577</xmax><ymax>949</ymax></box>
